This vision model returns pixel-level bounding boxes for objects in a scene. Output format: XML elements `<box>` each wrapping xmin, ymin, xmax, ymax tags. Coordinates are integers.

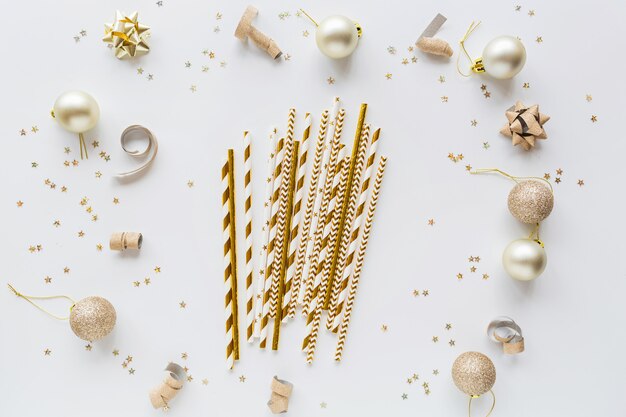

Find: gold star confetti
<box><xmin>239</xmin><ymin>375</ymin><xmax>246</xmax><ymax>382</ymax></box>
<box><xmin>433</xmin><ymin>369</ymin><xmax>439</xmax><ymax>375</ymax></box>
<box><xmin>44</xmin><ymin>276</ymin><xmax>52</xmax><ymax>284</ymax></box>
<box><xmin>187</xmin><ymin>180</ymin><xmax>194</xmax><ymax>188</ymax></box>
<box><xmin>278</xmin><ymin>11</ymin><xmax>291</xmax><ymax>20</ymax></box>
<box><xmin>483</xmin><ymin>142</ymin><xmax>490</xmax><ymax>149</ymax></box>
<box><xmin>481</xmin><ymin>84</ymin><xmax>487</xmax><ymax>91</ymax></box>
<box><xmin>209</xmin><ymin>51</ymin><xmax>215</xmax><ymax>59</ymax></box>
<box><xmin>64</xmin><ymin>267</ymin><xmax>70</xmax><ymax>274</ymax></box>
<box><xmin>320</xmin><ymin>402</ymin><xmax>327</xmax><ymax>408</ymax></box>
<box><xmin>147</xmin><ymin>74</ymin><xmax>154</xmax><ymax>80</ymax></box>
<box><xmin>220</xmin><ymin>61</ymin><xmax>227</xmax><ymax>68</ymax></box>
<box><xmin>327</xmin><ymin>76</ymin><xmax>335</xmax><ymax>84</ymax></box>
<box><xmin>16</xmin><ymin>201</ymin><xmax>23</xmax><ymax>207</ymax></box>
<box><xmin>180</xmin><ymin>301</ymin><xmax>187</xmax><ymax>308</ymax></box>
<box><xmin>457</xmin><ymin>273</ymin><xmax>463</xmax><ymax>280</ymax></box>
<box><xmin>586</xmin><ymin>94</ymin><xmax>593</xmax><ymax>102</ymax></box>
<box><xmin>555</xmin><ymin>177</ymin><xmax>561</xmax><ymax>184</ymax></box>
<box><xmin>95</xmin><ymin>171</ymin><xmax>102</xmax><ymax>178</ymax></box>
<box><xmin>465</xmin><ymin>165</ymin><xmax>472</xmax><ymax>171</ymax></box>
<box><xmin>32</xmin><ymin>162</ymin><xmax>38</xmax><ymax>168</ymax></box>
<box><xmin>113</xmin><ymin>349</ymin><xmax>119</xmax><ymax>356</ymax></box>
<box><xmin>523</xmin><ymin>82</ymin><xmax>530</xmax><ymax>88</ymax></box>
<box><xmin>28</xmin><ymin>246</ymin><xmax>36</xmax><ymax>253</ymax></box>
<box><xmin>578</xmin><ymin>179</ymin><xmax>585</xmax><ymax>186</ymax></box>
<box><xmin>422</xmin><ymin>290</ymin><xmax>429</xmax><ymax>296</ymax></box>
<box><xmin>445</xmin><ymin>323</ymin><xmax>452</xmax><ymax>330</ymax></box>
<box><xmin>216</xmin><ymin>12</ymin><xmax>222</xmax><ymax>20</ymax></box>
<box><xmin>77</xmin><ymin>230</ymin><xmax>85</xmax><ymax>238</ymax></box>
<box><xmin>31</xmin><ymin>126</ymin><xmax>39</xmax><ymax>133</ymax></box>
<box><xmin>528</xmin><ymin>10</ymin><xmax>535</xmax><ymax>16</ymax></box>
<box><xmin>181</xmin><ymin>352</ymin><xmax>188</xmax><ymax>360</ymax></box>
<box><xmin>202</xmin><ymin>65</ymin><xmax>209</xmax><ymax>72</ymax></box>
<box><xmin>406</xmin><ymin>378</ymin><xmax>413</xmax><ymax>384</ymax></box>
<box><xmin>185</xmin><ymin>61</ymin><xmax>192</xmax><ymax>68</ymax></box>
<box><xmin>484</xmin><ymin>91</ymin><xmax>491</xmax><ymax>98</ymax></box>
<box><xmin>413</xmin><ymin>289</ymin><xmax>420</xmax><ymax>297</ymax></box>
<box><xmin>190</xmin><ymin>85</ymin><xmax>197</xmax><ymax>92</ymax></box>
<box><xmin>449</xmin><ymin>340</ymin><xmax>456</xmax><ymax>346</ymax></box>
<box><xmin>591</xmin><ymin>115</ymin><xmax>598</xmax><ymax>122</ymax></box>
<box><xmin>471</xmin><ymin>119</ymin><xmax>478</xmax><ymax>126</ymax></box>
<box><xmin>92</xmin><ymin>140</ymin><xmax>99</xmax><ymax>148</ymax></box>
<box><xmin>53</xmin><ymin>220</ymin><xmax>61</xmax><ymax>227</ymax></box>
<box><xmin>44</xmin><ymin>348</ymin><xmax>51</xmax><ymax>355</ymax></box>
<box><xmin>556</xmin><ymin>168</ymin><xmax>564</xmax><ymax>175</ymax></box>
<box><xmin>438</xmin><ymin>75</ymin><xmax>446</xmax><ymax>83</ymax></box>
<box><xmin>470</xmin><ymin>266</ymin><xmax>477</xmax><ymax>272</ymax></box>
<box><xmin>381</xmin><ymin>324</ymin><xmax>388</xmax><ymax>332</ymax></box>
<box><xmin>441</xmin><ymin>96</ymin><xmax>448</xmax><ymax>102</ymax></box>
<box><xmin>385</xmin><ymin>73</ymin><xmax>393</xmax><ymax>80</ymax></box>
<box><xmin>482</xmin><ymin>273</ymin><xmax>490</xmax><ymax>280</ymax></box>
<box><xmin>412</xmin><ymin>373</ymin><xmax>419</xmax><ymax>381</ymax></box>
<box><xmin>427</xmin><ymin>218</ymin><xmax>435</xmax><ymax>226</ymax></box>
<box><xmin>129</xmin><ymin>368</ymin><xmax>135</xmax><ymax>375</ymax></box>
<box><xmin>401</xmin><ymin>393</ymin><xmax>408</xmax><ymax>400</ymax></box>
<box><xmin>432</xmin><ymin>336</ymin><xmax>439</xmax><ymax>343</ymax></box>
<box><xmin>202</xmin><ymin>379</ymin><xmax>209</xmax><ymax>385</ymax></box>
<box><xmin>133</xmin><ymin>281</ymin><xmax>141</xmax><ymax>287</ymax></box>
<box><xmin>85</xmin><ymin>344</ymin><xmax>92</xmax><ymax>351</ymax></box>
<box><xmin>187</xmin><ymin>374</ymin><xmax>193</xmax><ymax>382</ymax></box>
<box><xmin>144</xmin><ymin>278</ymin><xmax>151</xmax><ymax>285</ymax></box>
<box><xmin>474</xmin><ymin>256</ymin><xmax>480</xmax><ymax>262</ymax></box>
<box><xmin>515</xmin><ymin>5</ymin><xmax>522</xmax><ymax>11</ymax></box>
<box><xmin>126</xmin><ymin>355</ymin><xmax>133</xmax><ymax>363</ymax></box>
<box><xmin>137</xmin><ymin>67</ymin><xmax>144</xmax><ymax>75</ymax></box>
<box><xmin>401</xmin><ymin>58</ymin><xmax>409</xmax><ymax>65</ymax></box>
<box><xmin>96</xmin><ymin>244</ymin><xmax>103</xmax><ymax>251</ymax></box>
<box><xmin>154</xmin><ymin>266</ymin><xmax>161</xmax><ymax>273</ymax></box>
<box><xmin>283</xmin><ymin>53</ymin><xmax>291</xmax><ymax>61</ymax></box>
<box><xmin>387</xmin><ymin>46</ymin><xmax>396</xmax><ymax>54</ymax></box>
<box><xmin>411</xmin><ymin>56</ymin><xmax>418</xmax><ymax>63</ymax></box>
<box><xmin>122</xmin><ymin>361</ymin><xmax>128</xmax><ymax>368</ymax></box>
<box><xmin>303</xmin><ymin>30</ymin><xmax>309</xmax><ymax>37</ymax></box>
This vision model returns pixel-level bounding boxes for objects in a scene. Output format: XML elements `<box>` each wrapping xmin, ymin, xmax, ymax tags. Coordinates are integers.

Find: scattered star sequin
<box><xmin>44</xmin><ymin>348</ymin><xmax>51</xmax><ymax>355</ymax></box>
<box><xmin>180</xmin><ymin>301</ymin><xmax>187</xmax><ymax>308</ymax></box>
<box><xmin>471</xmin><ymin>119</ymin><xmax>478</xmax><ymax>127</ymax></box>
<box><xmin>385</xmin><ymin>73</ymin><xmax>393</xmax><ymax>80</ymax></box>
<box><xmin>427</xmin><ymin>218</ymin><xmax>435</xmax><ymax>226</ymax></box>
<box><xmin>327</xmin><ymin>76</ymin><xmax>335</xmax><ymax>85</ymax></box>
<box><xmin>577</xmin><ymin>179</ymin><xmax>585</xmax><ymax>186</ymax></box>
<box><xmin>239</xmin><ymin>375</ymin><xmax>246</xmax><ymax>382</ymax></box>
<box><xmin>586</xmin><ymin>94</ymin><xmax>593</xmax><ymax>102</ymax></box>
<box><xmin>591</xmin><ymin>115</ymin><xmax>598</xmax><ymax>123</ymax></box>
<box><xmin>441</xmin><ymin>96</ymin><xmax>448</xmax><ymax>102</ymax></box>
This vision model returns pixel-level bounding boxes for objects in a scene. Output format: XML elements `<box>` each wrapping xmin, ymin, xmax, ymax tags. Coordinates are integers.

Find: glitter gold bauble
<box><xmin>507</xmin><ymin>180</ymin><xmax>554</xmax><ymax>224</ymax></box>
<box><xmin>69</xmin><ymin>296</ymin><xmax>116</xmax><ymax>341</ymax></box>
<box><xmin>452</xmin><ymin>351</ymin><xmax>496</xmax><ymax>396</ymax></box>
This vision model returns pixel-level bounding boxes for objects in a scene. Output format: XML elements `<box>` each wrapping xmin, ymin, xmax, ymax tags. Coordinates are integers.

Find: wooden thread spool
<box><xmin>235</xmin><ymin>5</ymin><xmax>282</xmax><ymax>59</ymax></box>
<box><xmin>149</xmin><ymin>363</ymin><xmax>186</xmax><ymax>410</ymax></box>
<box><xmin>416</xmin><ymin>37</ymin><xmax>453</xmax><ymax>57</ymax></box>
<box><xmin>267</xmin><ymin>376</ymin><xmax>293</xmax><ymax>414</ymax></box>
<box><xmin>109</xmin><ymin>232</ymin><xmax>143</xmax><ymax>251</ymax></box>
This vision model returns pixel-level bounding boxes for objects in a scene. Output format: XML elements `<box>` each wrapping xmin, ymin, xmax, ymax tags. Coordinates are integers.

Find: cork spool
<box><xmin>109</xmin><ymin>232</ymin><xmax>143</xmax><ymax>251</ymax></box>
<box><xmin>416</xmin><ymin>37</ymin><xmax>453</xmax><ymax>57</ymax></box>
<box><xmin>235</xmin><ymin>5</ymin><xmax>282</xmax><ymax>59</ymax></box>
<box><xmin>149</xmin><ymin>363</ymin><xmax>186</xmax><ymax>409</ymax></box>
<box><xmin>267</xmin><ymin>376</ymin><xmax>293</xmax><ymax>414</ymax></box>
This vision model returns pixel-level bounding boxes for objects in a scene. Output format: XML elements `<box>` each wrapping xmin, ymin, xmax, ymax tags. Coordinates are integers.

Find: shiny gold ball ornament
<box><xmin>507</xmin><ymin>180</ymin><xmax>554</xmax><ymax>224</ymax></box>
<box><xmin>52</xmin><ymin>91</ymin><xmax>100</xmax><ymax>159</ymax></box>
<box><xmin>452</xmin><ymin>351</ymin><xmax>496</xmax><ymax>396</ymax></box>
<box><xmin>503</xmin><ymin>238</ymin><xmax>547</xmax><ymax>281</ymax></box>
<box><xmin>69</xmin><ymin>296</ymin><xmax>117</xmax><ymax>341</ymax></box>
<box><xmin>301</xmin><ymin>9</ymin><xmax>361</xmax><ymax>59</ymax></box>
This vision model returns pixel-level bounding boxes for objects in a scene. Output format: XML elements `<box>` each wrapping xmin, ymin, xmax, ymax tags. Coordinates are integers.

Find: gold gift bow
<box><xmin>103</xmin><ymin>11</ymin><xmax>150</xmax><ymax>59</ymax></box>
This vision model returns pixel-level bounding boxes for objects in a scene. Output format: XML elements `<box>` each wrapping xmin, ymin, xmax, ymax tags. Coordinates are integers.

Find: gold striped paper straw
<box><xmin>242</xmin><ymin>131</ymin><xmax>256</xmax><ymax>343</ymax></box>
<box><xmin>227</xmin><ymin>149</ymin><xmax>240</xmax><ymax>360</ymax></box>
<box><xmin>253</xmin><ymin>131</ymin><xmax>277</xmax><ymax>338</ymax></box>
<box><xmin>269</xmin><ymin>108</ymin><xmax>296</xmax><ymax>319</ymax></box>
<box><xmin>288</xmin><ymin>109</ymin><xmax>329</xmax><ymax>319</ymax></box>
<box><xmin>259</xmin><ymin>137</ymin><xmax>285</xmax><ymax>349</ymax></box>
<box><xmin>301</xmin><ymin>108</ymin><xmax>346</xmax><ymax>314</ymax></box>
<box><xmin>222</xmin><ymin>156</ymin><xmax>235</xmax><ymax>369</ymax></box>
<box><xmin>272</xmin><ymin>140</ymin><xmax>299</xmax><ymax>349</ymax></box>
<box><xmin>328</xmin><ymin>128</ymin><xmax>380</xmax><ymax>331</ymax></box>
<box><xmin>283</xmin><ymin>113</ymin><xmax>311</xmax><ymax>322</ymax></box>
<box><xmin>324</xmin><ymin>118</ymin><xmax>370</xmax><ymax>310</ymax></box>
<box><xmin>304</xmin><ymin>155</ymin><xmax>350</xmax><ymax>363</ymax></box>
<box><xmin>335</xmin><ymin>156</ymin><xmax>387</xmax><ymax>361</ymax></box>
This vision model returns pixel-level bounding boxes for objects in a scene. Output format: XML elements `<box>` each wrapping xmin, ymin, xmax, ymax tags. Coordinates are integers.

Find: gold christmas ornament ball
<box><xmin>481</xmin><ymin>35</ymin><xmax>526</xmax><ymax>79</ymax></box>
<box><xmin>452</xmin><ymin>352</ymin><xmax>496</xmax><ymax>396</ymax></box>
<box><xmin>507</xmin><ymin>180</ymin><xmax>554</xmax><ymax>224</ymax></box>
<box><xmin>52</xmin><ymin>91</ymin><xmax>100</xmax><ymax>134</ymax></box>
<box><xmin>503</xmin><ymin>238</ymin><xmax>547</xmax><ymax>281</ymax></box>
<box><xmin>315</xmin><ymin>15</ymin><xmax>360</xmax><ymax>59</ymax></box>
<box><xmin>69</xmin><ymin>296</ymin><xmax>116</xmax><ymax>341</ymax></box>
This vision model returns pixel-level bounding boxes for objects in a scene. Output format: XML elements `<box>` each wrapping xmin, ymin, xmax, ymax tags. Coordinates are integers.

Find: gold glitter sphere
<box><xmin>507</xmin><ymin>180</ymin><xmax>554</xmax><ymax>224</ymax></box>
<box><xmin>452</xmin><ymin>352</ymin><xmax>496</xmax><ymax>396</ymax></box>
<box><xmin>69</xmin><ymin>296</ymin><xmax>116</xmax><ymax>341</ymax></box>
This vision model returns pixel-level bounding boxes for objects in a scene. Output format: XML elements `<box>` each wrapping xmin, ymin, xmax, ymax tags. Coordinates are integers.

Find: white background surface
<box><xmin>1</xmin><ymin>0</ymin><xmax>625</xmax><ymax>416</ymax></box>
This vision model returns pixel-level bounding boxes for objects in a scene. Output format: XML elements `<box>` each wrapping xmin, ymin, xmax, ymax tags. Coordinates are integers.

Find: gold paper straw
<box><xmin>227</xmin><ymin>149</ymin><xmax>240</xmax><ymax>360</ymax></box>
<box><xmin>335</xmin><ymin>156</ymin><xmax>387</xmax><ymax>361</ymax></box>
<box><xmin>270</xmin><ymin>109</ymin><xmax>296</xmax><ymax>319</ymax></box>
<box><xmin>323</xmin><ymin>104</ymin><xmax>368</xmax><ymax>310</ymax></box>
<box><xmin>301</xmin><ymin>108</ymin><xmax>346</xmax><ymax>313</ymax></box>
<box><xmin>259</xmin><ymin>137</ymin><xmax>285</xmax><ymax>349</ymax></box>
<box><xmin>221</xmin><ymin>157</ymin><xmax>235</xmax><ymax>369</ymax></box>
<box><xmin>253</xmin><ymin>131</ymin><xmax>277</xmax><ymax>338</ymax></box>
<box><xmin>289</xmin><ymin>109</ymin><xmax>330</xmax><ymax>318</ymax></box>
<box><xmin>242</xmin><ymin>132</ymin><xmax>255</xmax><ymax>343</ymax></box>
<box><xmin>282</xmin><ymin>114</ymin><xmax>311</xmax><ymax>322</ymax></box>
<box><xmin>272</xmin><ymin>140</ymin><xmax>299</xmax><ymax>349</ymax></box>
<box><xmin>328</xmin><ymin>127</ymin><xmax>380</xmax><ymax>331</ymax></box>
<box><xmin>305</xmin><ymin>155</ymin><xmax>350</xmax><ymax>363</ymax></box>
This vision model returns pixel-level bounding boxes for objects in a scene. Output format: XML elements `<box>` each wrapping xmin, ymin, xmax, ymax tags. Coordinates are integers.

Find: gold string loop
<box><xmin>7</xmin><ymin>284</ymin><xmax>75</xmax><ymax>320</ymax></box>
<box><xmin>470</xmin><ymin>168</ymin><xmax>554</xmax><ymax>194</ymax></box>
<box><xmin>468</xmin><ymin>390</ymin><xmax>496</xmax><ymax>417</ymax></box>
<box><xmin>299</xmin><ymin>9</ymin><xmax>319</xmax><ymax>26</ymax></box>
<box><xmin>457</xmin><ymin>21</ymin><xmax>481</xmax><ymax>77</ymax></box>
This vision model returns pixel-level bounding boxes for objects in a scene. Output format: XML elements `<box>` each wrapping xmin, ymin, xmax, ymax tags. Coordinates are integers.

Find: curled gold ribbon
<box><xmin>149</xmin><ymin>362</ymin><xmax>186</xmax><ymax>410</ymax></box>
<box><xmin>117</xmin><ymin>125</ymin><xmax>158</xmax><ymax>178</ymax></box>
<box><xmin>487</xmin><ymin>316</ymin><xmax>524</xmax><ymax>354</ymax></box>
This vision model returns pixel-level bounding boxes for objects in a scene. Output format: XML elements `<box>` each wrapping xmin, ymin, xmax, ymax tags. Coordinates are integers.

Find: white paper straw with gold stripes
<box><xmin>222</xmin><ymin>157</ymin><xmax>235</xmax><ymax>369</ymax></box>
<box><xmin>323</xmin><ymin>124</ymin><xmax>371</xmax><ymax>314</ymax></box>
<box><xmin>288</xmin><ymin>109</ymin><xmax>330</xmax><ymax>318</ymax></box>
<box><xmin>335</xmin><ymin>156</ymin><xmax>387</xmax><ymax>361</ymax></box>
<box><xmin>242</xmin><ymin>131</ymin><xmax>256</xmax><ymax>343</ymax></box>
<box><xmin>300</xmin><ymin>108</ymin><xmax>346</xmax><ymax>313</ymax></box>
<box><xmin>259</xmin><ymin>136</ymin><xmax>285</xmax><ymax>349</ymax></box>
<box><xmin>282</xmin><ymin>113</ymin><xmax>311</xmax><ymax>322</ymax></box>
<box><xmin>269</xmin><ymin>108</ymin><xmax>296</xmax><ymax>319</ymax></box>
<box><xmin>328</xmin><ymin>127</ymin><xmax>380</xmax><ymax>331</ymax></box>
<box><xmin>304</xmin><ymin>155</ymin><xmax>350</xmax><ymax>363</ymax></box>
<box><xmin>253</xmin><ymin>131</ymin><xmax>277</xmax><ymax>338</ymax></box>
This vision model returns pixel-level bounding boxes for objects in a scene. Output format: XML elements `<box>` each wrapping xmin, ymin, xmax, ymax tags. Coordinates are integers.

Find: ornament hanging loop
<box><xmin>470</xmin><ymin>168</ymin><xmax>553</xmax><ymax>194</ymax></box>
<box><xmin>468</xmin><ymin>389</ymin><xmax>496</xmax><ymax>417</ymax></box>
<box><xmin>299</xmin><ymin>9</ymin><xmax>319</xmax><ymax>26</ymax></box>
<box><xmin>457</xmin><ymin>21</ymin><xmax>482</xmax><ymax>77</ymax></box>
<box><xmin>7</xmin><ymin>284</ymin><xmax>75</xmax><ymax>320</ymax></box>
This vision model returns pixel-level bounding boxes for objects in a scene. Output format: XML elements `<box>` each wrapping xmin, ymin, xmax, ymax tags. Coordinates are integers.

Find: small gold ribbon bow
<box><xmin>103</xmin><ymin>10</ymin><xmax>150</xmax><ymax>59</ymax></box>
<box><xmin>500</xmin><ymin>101</ymin><xmax>550</xmax><ymax>151</ymax></box>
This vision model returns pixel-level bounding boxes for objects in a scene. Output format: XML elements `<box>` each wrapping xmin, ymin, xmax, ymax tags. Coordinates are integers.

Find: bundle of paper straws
<box><xmin>221</xmin><ymin>98</ymin><xmax>388</xmax><ymax>368</ymax></box>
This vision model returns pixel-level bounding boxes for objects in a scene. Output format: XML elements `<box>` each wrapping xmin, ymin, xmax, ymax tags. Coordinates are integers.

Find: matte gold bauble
<box><xmin>452</xmin><ymin>351</ymin><xmax>496</xmax><ymax>396</ymax></box>
<box><xmin>315</xmin><ymin>15</ymin><xmax>361</xmax><ymax>59</ymax></box>
<box><xmin>69</xmin><ymin>296</ymin><xmax>116</xmax><ymax>341</ymax></box>
<box><xmin>479</xmin><ymin>36</ymin><xmax>526</xmax><ymax>79</ymax></box>
<box><xmin>52</xmin><ymin>91</ymin><xmax>100</xmax><ymax>134</ymax></box>
<box><xmin>507</xmin><ymin>180</ymin><xmax>554</xmax><ymax>224</ymax></box>
<box><xmin>503</xmin><ymin>238</ymin><xmax>547</xmax><ymax>281</ymax></box>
